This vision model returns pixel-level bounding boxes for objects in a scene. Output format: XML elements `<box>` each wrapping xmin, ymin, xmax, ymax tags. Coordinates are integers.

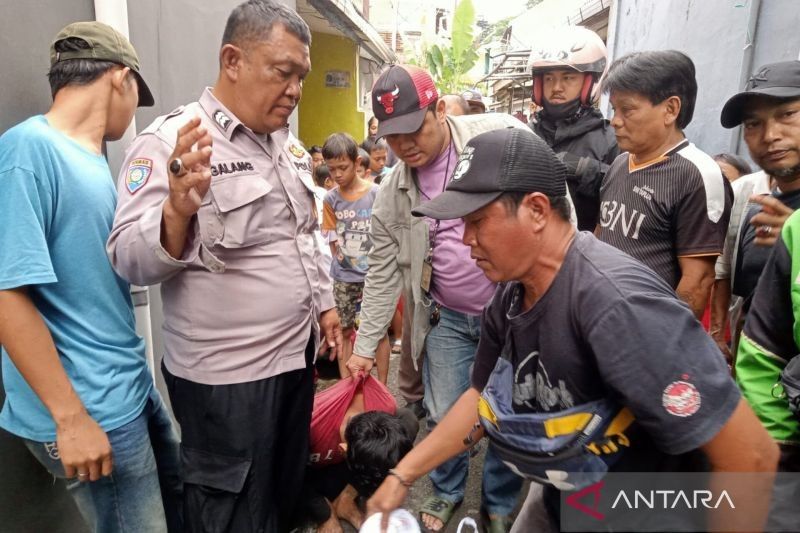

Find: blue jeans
<box><xmin>24</xmin><ymin>387</ymin><xmax>181</xmax><ymax>533</ymax></box>
<box><xmin>423</xmin><ymin>305</ymin><xmax>522</xmax><ymax>516</ymax></box>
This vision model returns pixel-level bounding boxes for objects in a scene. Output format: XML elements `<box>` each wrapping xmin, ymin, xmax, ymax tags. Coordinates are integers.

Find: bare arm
<box><xmin>676</xmin><ymin>255</ymin><xmax>717</xmax><ymax>319</ymax></box>
<box><xmin>0</xmin><ymin>288</ymin><xmax>112</xmax><ymax>481</ymax></box>
<box><xmin>709</xmin><ymin>278</ymin><xmax>732</xmax><ymax>363</ymax></box>
<box><xmin>701</xmin><ymin>399</ymin><xmax>779</xmax><ymax>532</ymax></box>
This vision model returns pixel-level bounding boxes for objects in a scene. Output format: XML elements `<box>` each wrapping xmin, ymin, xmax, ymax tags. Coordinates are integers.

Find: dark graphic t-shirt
<box><xmin>472</xmin><ymin>232</ymin><xmax>741</xmax><ymax>472</ymax></box>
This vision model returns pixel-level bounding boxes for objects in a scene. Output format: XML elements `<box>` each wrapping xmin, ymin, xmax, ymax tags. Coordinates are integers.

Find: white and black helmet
<box><xmin>528</xmin><ymin>26</ymin><xmax>608</xmax><ymax>106</ymax></box>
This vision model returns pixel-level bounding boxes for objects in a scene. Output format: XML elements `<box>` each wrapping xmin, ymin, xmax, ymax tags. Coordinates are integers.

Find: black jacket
<box><xmin>532</xmin><ymin>107</ymin><xmax>619</xmax><ymax>231</ymax></box>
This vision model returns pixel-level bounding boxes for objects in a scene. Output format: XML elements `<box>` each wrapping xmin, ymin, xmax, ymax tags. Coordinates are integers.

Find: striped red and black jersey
<box><xmin>597</xmin><ymin>139</ymin><xmax>732</xmax><ymax>288</ymax></box>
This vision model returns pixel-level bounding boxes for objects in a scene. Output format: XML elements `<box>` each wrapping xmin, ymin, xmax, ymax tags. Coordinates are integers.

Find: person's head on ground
<box><xmin>713</xmin><ymin>153</ymin><xmax>753</xmax><ymax>182</ymax></box>
<box><xmin>361</xmin><ymin>137</ymin><xmax>390</xmax><ymax>174</ymax></box>
<box><xmin>603</xmin><ymin>50</ymin><xmax>697</xmax><ymax>161</ymax></box>
<box><xmin>460</xmin><ymin>88</ymin><xmax>486</xmax><ymax>114</ymax></box>
<box><xmin>412</xmin><ymin>128</ymin><xmax>571</xmax><ymax>284</ymax></box>
<box><xmin>48</xmin><ymin>21</ymin><xmax>153</xmax><ymax>140</ymax></box>
<box><xmin>528</xmin><ymin>26</ymin><xmax>607</xmax><ymax>119</ymax></box>
<box><xmin>370</xmin><ymin>64</ymin><xmax>447</xmax><ymax>169</ymax></box>
<box><xmin>314</xmin><ymin>163</ymin><xmax>333</xmax><ymax>190</ymax></box>
<box><xmin>345</xmin><ymin>409</ymin><xmax>417</xmax><ymax>499</ymax></box>
<box><xmin>441</xmin><ymin>94</ymin><xmax>470</xmax><ymax>116</ymax></box>
<box><xmin>215</xmin><ymin>0</ymin><xmax>311</xmax><ymax>135</ymax></box>
<box><xmin>308</xmin><ymin>144</ymin><xmax>324</xmax><ymax>172</ymax></box>
<box><xmin>721</xmin><ymin>60</ymin><xmax>800</xmax><ymax>189</ymax></box>
<box><xmin>322</xmin><ymin>132</ymin><xmax>362</xmax><ymax>189</ymax></box>
<box><xmin>356</xmin><ymin>147</ymin><xmax>370</xmax><ymax>178</ymax></box>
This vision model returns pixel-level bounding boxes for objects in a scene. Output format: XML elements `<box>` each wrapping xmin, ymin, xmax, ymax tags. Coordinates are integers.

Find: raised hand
<box><xmin>166</xmin><ymin>117</ymin><xmax>213</xmax><ymax>220</ymax></box>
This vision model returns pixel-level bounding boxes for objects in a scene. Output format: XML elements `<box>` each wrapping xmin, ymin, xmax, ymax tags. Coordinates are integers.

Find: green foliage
<box><xmin>420</xmin><ymin>0</ymin><xmax>480</xmax><ymax>94</ymax></box>
<box><xmin>525</xmin><ymin>0</ymin><xmax>544</xmax><ymax>8</ymax></box>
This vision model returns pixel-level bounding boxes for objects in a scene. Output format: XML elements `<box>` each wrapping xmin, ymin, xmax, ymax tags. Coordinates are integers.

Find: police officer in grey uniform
<box><xmin>107</xmin><ymin>1</ymin><xmax>342</xmax><ymax>531</ymax></box>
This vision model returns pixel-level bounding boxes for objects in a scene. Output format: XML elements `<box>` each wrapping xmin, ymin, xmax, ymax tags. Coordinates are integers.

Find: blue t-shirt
<box><xmin>0</xmin><ymin>116</ymin><xmax>152</xmax><ymax>441</ymax></box>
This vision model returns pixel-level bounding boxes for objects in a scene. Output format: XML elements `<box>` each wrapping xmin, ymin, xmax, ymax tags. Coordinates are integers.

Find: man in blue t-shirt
<box><xmin>0</xmin><ymin>22</ymin><xmax>179</xmax><ymax>531</ymax></box>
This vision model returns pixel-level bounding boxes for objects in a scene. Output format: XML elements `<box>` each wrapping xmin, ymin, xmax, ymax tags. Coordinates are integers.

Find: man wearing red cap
<box><xmin>347</xmin><ymin>64</ymin><xmax>530</xmax><ymax>532</ymax></box>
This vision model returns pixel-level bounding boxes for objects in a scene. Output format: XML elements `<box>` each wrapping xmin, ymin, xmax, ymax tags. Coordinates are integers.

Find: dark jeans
<box><xmin>767</xmin><ymin>444</ymin><xmax>800</xmax><ymax>532</ymax></box>
<box><xmin>162</xmin><ymin>338</ymin><xmax>315</xmax><ymax>533</ymax></box>
<box><xmin>24</xmin><ymin>388</ymin><xmax>181</xmax><ymax>533</ymax></box>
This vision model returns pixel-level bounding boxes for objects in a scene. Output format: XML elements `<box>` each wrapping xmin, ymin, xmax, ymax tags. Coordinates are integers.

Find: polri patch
<box><xmin>289</xmin><ymin>143</ymin><xmax>306</xmax><ymax>159</ymax></box>
<box><xmin>126</xmin><ymin>158</ymin><xmax>153</xmax><ymax>194</ymax></box>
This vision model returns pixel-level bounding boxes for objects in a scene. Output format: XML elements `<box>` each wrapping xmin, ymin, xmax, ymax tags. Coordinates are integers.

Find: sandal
<box><xmin>419</xmin><ymin>496</ymin><xmax>461</xmax><ymax>532</ymax></box>
<box><xmin>480</xmin><ymin>508</ymin><xmax>512</xmax><ymax>533</ymax></box>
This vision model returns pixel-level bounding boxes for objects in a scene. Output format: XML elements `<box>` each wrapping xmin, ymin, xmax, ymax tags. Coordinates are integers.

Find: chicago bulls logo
<box><xmin>377</xmin><ymin>85</ymin><xmax>401</xmax><ymax>114</ymax></box>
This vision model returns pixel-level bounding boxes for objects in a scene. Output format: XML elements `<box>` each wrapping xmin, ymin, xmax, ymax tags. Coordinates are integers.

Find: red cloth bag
<box><xmin>309</xmin><ymin>376</ymin><xmax>396</xmax><ymax>467</ymax></box>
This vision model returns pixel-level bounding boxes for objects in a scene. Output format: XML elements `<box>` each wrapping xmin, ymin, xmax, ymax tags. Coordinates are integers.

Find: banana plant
<box><xmin>421</xmin><ymin>0</ymin><xmax>480</xmax><ymax>94</ymax></box>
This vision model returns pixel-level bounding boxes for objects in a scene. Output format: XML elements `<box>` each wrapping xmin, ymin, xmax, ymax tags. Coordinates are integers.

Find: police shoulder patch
<box><xmin>289</xmin><ymin>143</ymin><xmax>306</xmax><ymax>159</ymax></box>
<box><xmin>126</xmin><ymin>158</ymin><xmax>153</xmax><ymax>194</ymax></box>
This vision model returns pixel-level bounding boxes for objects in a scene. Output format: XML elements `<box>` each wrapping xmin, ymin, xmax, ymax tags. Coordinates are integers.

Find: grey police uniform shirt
<box><xmin>108</xmin><ymin>88</ymin><xmax>335</xmax><ymax>385</ymax></box>
<box><xmin>472</xmin><ymin>232</ymin><xmax>741</xmax><ymax>472</ymax></box>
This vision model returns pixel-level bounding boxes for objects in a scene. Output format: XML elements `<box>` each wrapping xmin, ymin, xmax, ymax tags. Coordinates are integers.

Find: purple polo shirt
<box><xmin>417</xmin><ymin>143</ymin><xmax>495</xmax><ymax>316</ymax></box>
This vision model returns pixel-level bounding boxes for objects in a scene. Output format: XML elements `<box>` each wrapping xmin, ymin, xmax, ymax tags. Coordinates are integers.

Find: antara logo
<box><xmin>377</xmin><ymin>85</ymin><xmax>400</xmax><ymax>114</ymax></box>
<box><xmin>565</xmin><ymin>480</ymin><xmax>736</xmax><ymax>522</ymax></box>
<box><xmin>612</xmin><ymin>490</ymin><xmax>735</xmax><ymax>510</ymax></box>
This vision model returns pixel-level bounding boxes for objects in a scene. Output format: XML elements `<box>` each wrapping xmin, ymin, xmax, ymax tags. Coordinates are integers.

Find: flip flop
<box><xmin>419</xmin><ymin>496</ymin><xmax>461</xmax><ymax>533</ymax></box>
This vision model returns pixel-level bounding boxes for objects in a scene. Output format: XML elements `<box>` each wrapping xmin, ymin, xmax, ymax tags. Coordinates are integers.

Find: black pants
<box><xmin>163</xmin><ymin>339</ymin><xmax>315</xmax><ymax>533</ymax></box>
<box><xmin>766</xmin><ymin>444</ymin><xmax>800</xmax><ymax>532</ymax></box>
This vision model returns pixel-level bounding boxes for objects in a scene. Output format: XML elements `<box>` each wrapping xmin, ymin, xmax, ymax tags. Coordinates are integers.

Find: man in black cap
<box><xmin>0</xmin><ymin>21</ymin><xmax>180</xmax><ymax>531</ymax></box>
<box><xmin>460</xmin><ymin>88</ymin><xmax>486</xmax><ymax>114</ymax></box>
<box><xmin>721</xmin><ymin>60</ymin><xmax>800</xmax><ymax>529</ymax></box>
<box><xmin>711</xmin><ymin>60</ymin><xmax>800</xmax><ymax>362</ymax></box>
<box><xmin>347</xmin><ymin>64</ymin><xmax>528</xmax><ymax>532</ymax></box>
<box><xmin>364</xmin><ymin>127</ymin><xmax>778</xmax><ymax>532</ymax></box>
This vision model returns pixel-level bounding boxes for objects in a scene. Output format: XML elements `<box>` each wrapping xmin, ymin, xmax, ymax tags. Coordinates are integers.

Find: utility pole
<box><xmin>392</xmin><ymin>0</ymin><xmax>399</xmax><ymax>52</ymax></box>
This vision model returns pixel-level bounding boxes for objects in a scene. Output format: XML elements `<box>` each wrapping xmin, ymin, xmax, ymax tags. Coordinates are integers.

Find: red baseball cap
<box><xmin>371</xmin><ymin>64</ymin><xmax>439</xmax><ymax>138</ymax></box>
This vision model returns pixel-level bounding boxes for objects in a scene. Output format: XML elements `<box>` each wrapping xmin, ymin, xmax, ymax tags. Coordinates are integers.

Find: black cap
<box><xmin>721</xmin><ymin>61</ymin><xmax>800</xmax><ymax>128</ymax></box>
<box><xmin>411</xmin><ymin>128</ymin><xmax>567</xmax><ymax>220</ymax></box>
<box><xmin>461</xmin><ymin>88</ymin><xmax>486</xmax><ymax>111</ymax></box>
<box><xmin>371</xmin><ymin>64</ymin><xmax>439</xmax><ymax>138</ymax></box>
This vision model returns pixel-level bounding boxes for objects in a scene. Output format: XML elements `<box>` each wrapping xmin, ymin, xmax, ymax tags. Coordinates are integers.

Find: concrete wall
<box><xmin>0</xmin><ymin>0</ymin><xmax>95</xmax><ymax>134</ymax></box>
<box><xmin>607</xmin><ymin>0</ymin><xmax>800</xmax><ymax>158</ymax></box>
<box><xmin>299</xmin><ymin>31</ymin><xmax>365</xmax><ymax>146</ymax></box>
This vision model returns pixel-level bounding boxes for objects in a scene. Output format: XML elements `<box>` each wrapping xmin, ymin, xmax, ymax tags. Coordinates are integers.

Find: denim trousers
<box><xmin>24</xmin><ymin>387</ymin><xmax>182</xmax><ymax>533</ymax></box>
<box><xmin>423</xmin><ymin>305</ymin><xmax>522</xmax><ymax>516</ymax></box>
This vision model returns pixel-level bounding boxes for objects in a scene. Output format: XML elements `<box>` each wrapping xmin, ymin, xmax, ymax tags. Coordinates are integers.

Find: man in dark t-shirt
<box><xmin>597</xmin><ymin>51</ymin><xmax>732</xmax><ymax>318</ymax></box>
<box><xmin>364</xmin><ymin>128</ymin><xmax>777</xmax><ymax>531</ymax></box>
